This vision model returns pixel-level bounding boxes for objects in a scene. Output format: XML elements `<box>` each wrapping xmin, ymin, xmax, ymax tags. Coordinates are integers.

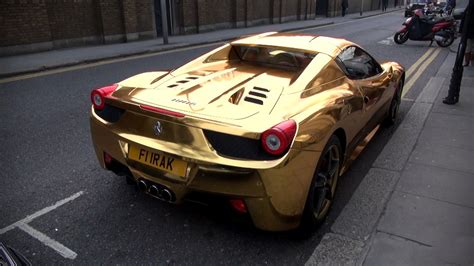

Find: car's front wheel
<box><xmin>383</xmin><ymin>79</ymin><xmax>403</xmax><ymax>126</ymax></box>
<box><xmin>299</xmin><ymin>135</ymin><xmax>342</xmax><ymax>233</ymax></box>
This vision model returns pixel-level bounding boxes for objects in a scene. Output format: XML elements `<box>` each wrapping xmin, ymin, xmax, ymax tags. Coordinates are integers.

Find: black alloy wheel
<box><xmin>299</xmin><ymin>135</ymin><xmax>342</xmax><ymax>233</ymax></box>
<box><xmin>394</xmin><ymin>32</ymin><xmax>409</xmax><ymax>44</ymax></box>
<box><xmin>436</xmin><ymin>32</ymin><xmax>455</xmax><ymax>47</ymax></box>
<box><xmin>384</xmin><ymin>80</ymin><xmax>403</xmax><ymax>126</ymax></box>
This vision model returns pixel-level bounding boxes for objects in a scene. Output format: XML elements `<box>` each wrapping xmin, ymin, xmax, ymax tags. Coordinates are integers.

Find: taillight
<box><xmin>261</xmin><ymin>120</ymin><xmax>297</xmax><ymax>156</ymax></box>
<box><xmin>91</xmin><ymin>84</ymin><xmax>118</xmax><ymax>110</ymax></box>
<box><xmin>229</xmin><ymin>199</ymin><xmax>247</xmax><ymax>213</ymax></box>
<box><xmin>104</xmin><ymin>152</ymin><xmax>113</xmax><ymax>165</ymax></box>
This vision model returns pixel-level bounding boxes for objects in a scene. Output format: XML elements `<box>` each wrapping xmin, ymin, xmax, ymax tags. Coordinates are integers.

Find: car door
<box><xmin>336</xmin><ymin>46</ymin><xmax>391</xmax><ymax>132</ymax></box>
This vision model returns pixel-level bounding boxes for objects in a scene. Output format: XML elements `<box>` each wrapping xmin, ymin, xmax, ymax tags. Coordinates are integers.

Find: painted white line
<box><xmin>378</xmin><ymin>37</ymin><xmax>393</xmax><ymax>45</ymax></box>
<box><xmin>0</xmin><ymin>191</ymin><xmax>84</xmax><ymax>235</ymax></box>
<box><xmin>0</xmin><ymin>191</ymin><xmax>83</xmax><ymax>259</ymax></box>
<box><xmin>17</xmin><ymin>223</ymin><xmax>77</xmax><ymax>260</ymax></box>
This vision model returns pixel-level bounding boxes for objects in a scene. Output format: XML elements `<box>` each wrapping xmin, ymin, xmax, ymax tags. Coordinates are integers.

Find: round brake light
<box><xmin>261</xmin><ymin>120</ymin><xmax>297</xmax><ymax>156</ymax></box>
<box><xmin>90</xmin><ymin>84</ymin><xmax>118</xmax><ymax>110</ymax></box>
<box><xmin>91</xmin><ymin>90</ymin><xmax>105</xmax><ymax>110</ymax></box>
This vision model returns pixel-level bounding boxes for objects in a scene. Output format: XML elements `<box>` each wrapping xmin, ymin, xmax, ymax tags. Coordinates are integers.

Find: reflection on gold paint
<box><xmin>90</xmin><ymin>33</ymin><xmax>405</xmax><ymax>231</ymax></box>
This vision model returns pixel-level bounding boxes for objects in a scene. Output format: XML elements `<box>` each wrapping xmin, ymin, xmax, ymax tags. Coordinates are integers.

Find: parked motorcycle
<box><xmin>394</xmin><ymin>9</ymin><xmax>457</xmax><ymax>47</ymax></box>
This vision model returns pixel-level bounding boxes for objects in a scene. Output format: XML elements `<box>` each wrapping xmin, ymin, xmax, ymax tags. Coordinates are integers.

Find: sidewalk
<box><xmin>305</xmin><ymin>50</ymin><xmax>473</xmax><ymax>265</ymax></box>
<box><xmin>0</xmin><ymin>7</ymin><xmax>403</xmax><ymax>78</ymax></box>
<box><xmin>362</xmin><ymin>52</ymin><xmax>474</xmax><ymax>265</ymax></box>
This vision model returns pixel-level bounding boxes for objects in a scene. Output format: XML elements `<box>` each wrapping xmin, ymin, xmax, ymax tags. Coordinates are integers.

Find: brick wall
<box><xmin>135</xmin><ymin>0</ymin><xmax>154</xmax><ymax>33</ymax></box>
<box><xmin>98</xmin><ymin>0</ymin><xmax>124</xmax><ymax>36</ymax></box>
<box><xmin>178</xmin><ymin>0</ymin><xmax>318</xmax><ymax>34</ymax></box>
<box><xmin>181</xmin><ymin>0</ymin><xmax>198</xmax><ymax>30</ymax></box>
<box><xmin>0</xmin><ymin>1</ymin><xmax>52</xmax><ymax>46</ymax></box>
<box><xmin>46</xmin><ymin>0</ymin><xmax>100</xmax><ymax>47</ymax></box>
<box><xmin>248</xmin><ymin>0</ymin><xmax>271</xmax><ymax>22</ymax></box>
<box><xmin>0</xmin><ymin>0</ymin><xmax>155</xmax><ymax>55</ymax></box>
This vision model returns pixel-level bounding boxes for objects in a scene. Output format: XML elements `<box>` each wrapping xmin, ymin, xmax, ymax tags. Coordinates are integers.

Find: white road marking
<box><xmin>0</xmin><ymin>191</ymin><xmax>83</xmax><ymax>259</ymax></box>
<box><xmin>0</xmin><ymin>191</ymin><xmax>84</xmax><ymax>234</ymax></box>
<box><xmin>17</xmin><ymin>223</ymin><xmax>78</xmax><ymax>260</ymax></box>
<box><xmin>378</xmin><ymin>37</ymin><xmax>393</xmax><ymax>45</ymax></box>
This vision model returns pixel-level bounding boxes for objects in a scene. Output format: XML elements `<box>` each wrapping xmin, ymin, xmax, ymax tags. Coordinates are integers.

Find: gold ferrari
<box><xmin>90</xmin><ymin>32</ymin><xmax>404</xmax><ymax>232</ymax></box>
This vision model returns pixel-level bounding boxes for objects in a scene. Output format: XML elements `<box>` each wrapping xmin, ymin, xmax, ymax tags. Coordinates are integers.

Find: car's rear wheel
<box><xmin>299</xmin><ymin>135</ymin><xmax>342</xmax><ymax>234</ymax></box>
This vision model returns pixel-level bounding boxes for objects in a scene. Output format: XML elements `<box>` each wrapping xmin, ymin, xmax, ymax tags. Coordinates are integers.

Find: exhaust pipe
<box><xmin>137</xmin><ymin>179</ymin><xmax>175</xmax><ymax>202</ymax></box>
<box><xmin>161</xmin><ymin>188</ymin><xmax>173</xmax><ymax>202</ymax></box>
<box><xmin>137</xmin><ymin>180</ymin><xmax>148</xmax><ymax>192</ymax></box>
<box><xmin>149</xmin><ymin>184</ymin><xmax>159</xmax><ymax>196</ymax></box>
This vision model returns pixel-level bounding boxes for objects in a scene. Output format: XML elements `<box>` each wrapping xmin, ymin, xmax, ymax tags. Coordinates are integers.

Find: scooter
<box><xmin>394</xmin><ymin>9</ymin><xmax>457</xmax><ymax>47</ymax></box>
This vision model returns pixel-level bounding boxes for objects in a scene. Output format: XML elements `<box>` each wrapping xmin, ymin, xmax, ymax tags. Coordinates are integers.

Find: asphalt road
<box><xmin>0</xmin><ymin>11</ymin><xmax>451</xmax><ymax>264</ymax></box>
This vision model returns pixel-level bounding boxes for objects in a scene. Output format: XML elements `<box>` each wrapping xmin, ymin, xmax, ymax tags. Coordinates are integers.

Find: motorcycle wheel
<box><xmin>436</xmin><ymin>33</ymin><xmax>455</xmax><ymax>47</ymax></box>
<box><xmin>394</xmin><ymin>32</ymin><xmax>409</xmax><ymax>44</ymax></box>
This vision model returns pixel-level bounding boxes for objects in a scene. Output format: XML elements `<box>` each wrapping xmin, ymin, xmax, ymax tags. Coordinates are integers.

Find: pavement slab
<box><xmin>433</xmin><ymin>85</ymin><xmax>474</xmax><ymax>117</ymax></box>
<box><xmin>377</xmin><ymin>191</ymin><xmax>474</xmax><ymax>248</ymax></box>
<box><xmin>331</xmin><ymin>168</ymin><xmax>399</xmax><ymax>241</ymax></box>
<box><xmin>397</xmin><ymin>163</ymin><xmax>474</xmax><ymax>209</ymax></box>
<box><xmin>409</xmin><ymin>140</ymin><xmax>474</xmax><ymax>175</ymax></box>
<box><xmin>305</xmin><ymin>233</ymin><xmax>364</xmax><ymax>266</ymax></box>
<box><xmin>416</xmin><ymin>119</ymin><xmax>473</xmax><ymax>150</ymax></box>
<box><xmin>423</xmin><ymin>111</ymin><xmax>474</xmax><ymax>131</ymax></box>
<box><xmin>363</xmin><ymin>231</ymin><xmax>474</xmax><ymax>266</ymax></box>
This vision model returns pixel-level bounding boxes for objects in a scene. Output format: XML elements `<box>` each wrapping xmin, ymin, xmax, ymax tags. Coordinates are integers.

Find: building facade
<box><xmin>0</xmin><ymin>0</ymin><xmax>400</xmax><ymax>56</ymax></box>
<box><xmin>0</xmin><ymin>0</ymin><xmax>156</xmax><ymax>56</ymax></box>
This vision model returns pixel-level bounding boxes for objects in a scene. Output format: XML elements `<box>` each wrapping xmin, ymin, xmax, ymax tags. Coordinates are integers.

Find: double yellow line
<box><xmin>402</xmin><ymin>47</ymin><xmax>441</xmax><ymax>98</ymax></box>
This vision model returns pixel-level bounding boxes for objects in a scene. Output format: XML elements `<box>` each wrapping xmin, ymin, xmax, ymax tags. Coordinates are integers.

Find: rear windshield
<box><xmin>232</xmin><ymin>45</ymin><xmax>316</xmax><ymax>69</ymax></box>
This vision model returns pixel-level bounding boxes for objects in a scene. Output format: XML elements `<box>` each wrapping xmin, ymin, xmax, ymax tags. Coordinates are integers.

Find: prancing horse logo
<box><xmin>153</xmin><ymin>121</ymin><xmax>163</xmax><ymax>136</ymax></box>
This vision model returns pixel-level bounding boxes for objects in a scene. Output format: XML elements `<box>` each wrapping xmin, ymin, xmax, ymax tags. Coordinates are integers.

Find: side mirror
<box><xmin>387</xmin><ymin>66</ymin><xmax>394</xmax><ymax>79</ymax></box>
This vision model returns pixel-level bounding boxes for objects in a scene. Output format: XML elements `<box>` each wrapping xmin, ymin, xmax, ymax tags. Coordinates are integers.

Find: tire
<box><xmin>394</xmin><ymin>32</ymin><xmax>409</xmax><ymax>44</ymax></box>
<box><xmin>299</xmin><ymin>135</ymin><xmax>342</xmax><ymax>234</ymax></box>
<box><xmin>436</xmin><ymin>32</ymin><xmax>455</xmax><ymax>47</ymax></box>
<box><xmin>383</xmin><ymin>79</ymin><xmax>403</xmax><ymax>126</ymax></box>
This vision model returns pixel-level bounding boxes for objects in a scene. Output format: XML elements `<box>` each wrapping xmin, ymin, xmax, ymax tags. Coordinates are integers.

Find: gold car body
<box><xmin>90</xmin><ymin>32</ymin><xmax>404</xmax><ymax>231</ymax></box>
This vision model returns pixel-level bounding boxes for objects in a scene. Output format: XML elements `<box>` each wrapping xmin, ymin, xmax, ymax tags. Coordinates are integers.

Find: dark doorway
<box><xmin>315</xmin><ymin>0</ymin><xmax>328</xmax><ymax>16</ymax></box>
<box><xmin>154</xmin><ymin>0</ymin><xmax>172</xmax><ymax>36</ymax></box>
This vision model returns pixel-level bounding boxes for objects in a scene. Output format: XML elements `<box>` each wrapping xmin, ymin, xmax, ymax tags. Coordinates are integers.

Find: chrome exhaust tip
<box><xmin>161</xmin><ymin>188</ymin><xmax>173</xmax><ymax>202</ymax></box>
<box><xmin>149</xmin><ymin>185</ymin><xmax>159</xmax><ymax>196</ymax></box>
<box><xmin>137</xmin><ymin>180</ymin><xmax>148</xmax><ymax>192</ymax></box>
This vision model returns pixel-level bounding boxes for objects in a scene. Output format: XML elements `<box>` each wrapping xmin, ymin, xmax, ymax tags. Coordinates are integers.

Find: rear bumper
<box><xmin>89</xmin><ymin>109</ymin><xmax>321</xmax><ymax>231</ymax></box>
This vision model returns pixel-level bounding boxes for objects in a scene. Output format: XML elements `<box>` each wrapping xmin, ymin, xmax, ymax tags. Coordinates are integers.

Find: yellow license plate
<box><xmin>128</xmin><ymin>145</ymin><xmax>187</xmax><ymax>177</ymax></box>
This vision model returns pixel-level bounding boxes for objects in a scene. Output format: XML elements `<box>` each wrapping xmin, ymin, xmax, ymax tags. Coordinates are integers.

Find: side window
<box><xmin>336</xmin><ymin>46</ymin><xmax>382</xmax><ymax>80</ymax></box>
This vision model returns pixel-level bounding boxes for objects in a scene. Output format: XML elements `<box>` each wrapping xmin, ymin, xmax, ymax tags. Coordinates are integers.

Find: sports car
<box><xmin>90</xmin><ymin>32</ymin><xmax>404</xmax><ymax>232</ymax></box>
